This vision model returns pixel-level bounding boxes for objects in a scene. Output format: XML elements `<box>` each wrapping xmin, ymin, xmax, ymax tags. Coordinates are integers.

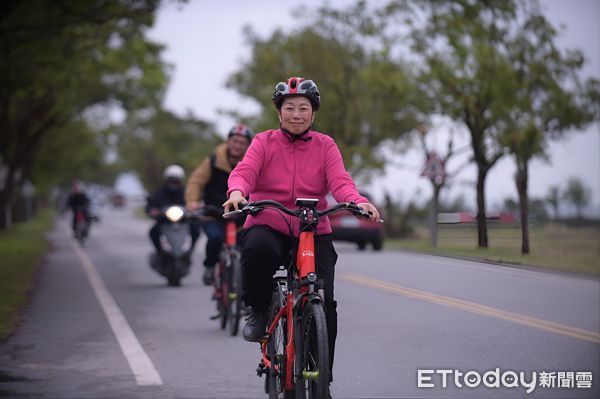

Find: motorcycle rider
<box><xmin>67</xmin><ymin>180</ymin><xmax>91</xmax><ymax>236</ymax></box>
<box><xmin>146</xmin><ymin>165</ymin><xmax>200</xmax><ymax>256</ymax></box>
<box><xmin>185</xmin><ymin>124</ymin><xmax>253</xmax><ymax>285</ymax></box>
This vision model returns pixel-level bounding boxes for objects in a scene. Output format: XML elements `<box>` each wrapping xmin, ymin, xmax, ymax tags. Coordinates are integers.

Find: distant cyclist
<box><xmin>67</xmin><ymin>180</ymin><xmax>91</xmax><ymax>236</ymax></box>
<box><xmin>223</xmin><ymin>77</ymin><xmax>380</xmax><ymax>386</ymax></box>
<box><xmin>186</xmin><ymin>125</ymin><xmax>253</xmax><ymax>285</ymax></box>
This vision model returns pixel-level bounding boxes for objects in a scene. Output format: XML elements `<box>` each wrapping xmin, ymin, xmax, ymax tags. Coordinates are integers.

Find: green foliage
<box><xmin>500</xmin><ymin>11</ymin><xmax>598</xmax><ymax>163</ymax></box>
<box><xmin>226</xmin><ymin>5</ymin><xmax>419</xmax><ymax>181</ymax></box>
<box><xmin>28</xmin><ymin>119</ymin><xmax>120</xmax><ymax>194</ymax></box>
<box><xmin>0</xmin><ymin>0</ymin><xmax>171</xmax><ymax>223</ymax></box>
<box><xmin>380</xmin><ymin>0</ymin><xmax>598</xmax><ymax>248</ymax></box>
<box><xmin>529</xmin><ymin>198</ymin><xmax>549</xmax><ymax>223</ymax></box>
<box><xmin>503</xmin><ymin>198</ymin><xmax>518</xmax><ymax>213</ymax></box>
<box><xmin>563</xmin><ymin>177</ymin><xmax>591</xmax><ymax>219</ymax></box>
<box><xmin>114</xmin><ymin>109</ymin><xmax>221</xmax><ymax>191</ymax></box>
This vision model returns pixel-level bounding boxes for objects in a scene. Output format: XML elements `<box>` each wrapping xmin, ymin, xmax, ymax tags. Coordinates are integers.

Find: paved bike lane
<box><xmin>0</xmin><ymin>222</ymin><xmax>149</xmax><ymax>398</ymax></box>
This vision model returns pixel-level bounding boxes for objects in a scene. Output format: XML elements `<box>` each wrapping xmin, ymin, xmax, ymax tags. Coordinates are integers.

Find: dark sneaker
<box><xmin>242</xmin><ymin>309</ymin><xmax>268</xmax><ymax>342</ymax></box>
<box><xmin>202</xmin><ymin>267</ymin><xmax>215</xmax><ymax>286</ymax></box>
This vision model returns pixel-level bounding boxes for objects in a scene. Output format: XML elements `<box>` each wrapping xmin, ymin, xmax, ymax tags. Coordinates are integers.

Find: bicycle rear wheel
<box><xmin>295</xmin><ymin>301</ymin><xmax>330</xmax><ymax>399</ymax></box>
<box><xmin>267</xmin><ymin>282</ymin><xmax>288</xmax><ymax>398</ymax></box>
<box><xmin>228</xmin><ymin>251</ymin><xmax>243</xmax><ymax>336</ymax></box>
<box><xmin>75</xmin><ymin>220</ymin><xmax>87</xmax><ymax>246</ymax></box>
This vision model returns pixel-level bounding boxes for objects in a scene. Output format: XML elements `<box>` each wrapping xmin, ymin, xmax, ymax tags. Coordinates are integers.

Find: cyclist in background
<box><xmin>186</xmin><ymin>125</ymin><xmax>253</xmax><ymax>285</ymax></box>
<box><xmin>223</xmin><ymin>77</ymin><xmax>380</xmax><ymax>386</ymax></box>
<box><xmin>67</xmin><ymin>180</ymin><xmax>91</xmax><ymax>235</ymax></box>
<box><xmin>146</xmin><ymin>165</ymin><xmax>200</xmax><ymax>256</ymax></box>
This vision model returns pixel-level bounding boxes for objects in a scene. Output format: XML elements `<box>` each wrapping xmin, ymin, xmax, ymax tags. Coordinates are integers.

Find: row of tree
<box><xmin>545</xmin><ymin>177</ymin><xmax>592</xmax><ymax>220</ymax></box>
<box><xmin>225</xmin><ymin>0</ymin><xmax>599</xmax><ymax>254</ymax></box>
<box><xmin>0</xmin><ymin>0</ymin><xmax>223</xmax><ymax>227</ymax></box>
<box><xmin>0</xmin><ymin>1</ymin><xmax>163</xmax><ymax>226</ymax></box>
<box><xmin>2</xmin><ymin>0</ymin><xmax>598</xmax><ymax>258</ymax></box>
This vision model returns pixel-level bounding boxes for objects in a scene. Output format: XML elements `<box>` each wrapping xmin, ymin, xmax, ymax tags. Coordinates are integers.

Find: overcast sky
<box><xmin>146</xmin><ymin>0</ymin><xmax>600</xmax><ymax>216</ymax></box>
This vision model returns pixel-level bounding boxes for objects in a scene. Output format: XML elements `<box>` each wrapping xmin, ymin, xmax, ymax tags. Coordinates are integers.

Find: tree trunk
<box><xmin>476</xmin><ymin>168</ymin><xmax>488</xmax><ymax>248</ymax></box>
<box><xmin>0</xmin><ymin>166</ymin><xmax>17</xmax><ymax>229</ymax></box>
<box><xmin>429</xmin><ymin>183</ymin><xmax>442</xmax><ymax>247</ymax></box>
<box><xmin>516</xmin><ymin>161</ymin><xmax>529</xmax><ymax>254</ymax></box>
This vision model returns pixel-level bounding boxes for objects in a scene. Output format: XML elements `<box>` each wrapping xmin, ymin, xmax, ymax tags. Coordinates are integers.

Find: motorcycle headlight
<box><xmin>165</xmin><ymin>206</ymin><xmax>184</xmax><ymax>222</ymax></box>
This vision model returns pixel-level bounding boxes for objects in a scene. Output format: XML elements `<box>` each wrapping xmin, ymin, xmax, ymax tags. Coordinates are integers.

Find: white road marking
<box><xmin>70</xmin><ymin>238</ymin><xmax>164</xmax><ymax>386</ymax></box>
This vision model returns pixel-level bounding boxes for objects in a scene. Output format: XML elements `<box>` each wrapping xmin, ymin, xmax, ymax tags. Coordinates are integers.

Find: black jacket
<box><xmin>145</xmin><ymin>185</ymin><xmax>185</xmax><ymax>215</ymax></box>
<box><xmin>68</xmin><ymin>192</ymin><xmax>90</xmax><ymax>211</ymax></box>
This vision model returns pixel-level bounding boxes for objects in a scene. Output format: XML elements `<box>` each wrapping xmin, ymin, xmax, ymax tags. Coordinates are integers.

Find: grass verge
<box><xmin>387</xmin><ymin>223</ymin><xmax>600</xmax><ymax>277</ymax></box>
<box><xmin>0</xmin><ymin>209</ymin><xmax>54</xmax><ymax>341</ymax></box>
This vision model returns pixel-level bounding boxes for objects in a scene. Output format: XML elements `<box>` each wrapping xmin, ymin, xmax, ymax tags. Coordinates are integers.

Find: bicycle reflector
<box><xmin>165</xmin><ymin>206</ymin><xmax>184</xmax><ymax>222</ymax></box>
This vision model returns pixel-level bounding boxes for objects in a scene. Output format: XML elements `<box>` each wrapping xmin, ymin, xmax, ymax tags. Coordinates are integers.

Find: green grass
<box><xmin>387</xmin><ymin>223</ymin><xmax>600</xmax><ymax>276</ymax></box>
<box><xmin>0</xmin><ymin>209</ymin><xmax>54</xmax><ymax>341</ymax></box>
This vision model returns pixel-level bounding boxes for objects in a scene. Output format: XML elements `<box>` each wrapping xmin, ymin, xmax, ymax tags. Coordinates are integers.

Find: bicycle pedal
<box><xmin>210</xmin><ymin>313</ymin><xmax>221</xmax><ymax>320</ymax></box>
<box><xmin>256</xmin><ymin>362</ymin><xmax>267</xmax><ymax>376</ymax></box>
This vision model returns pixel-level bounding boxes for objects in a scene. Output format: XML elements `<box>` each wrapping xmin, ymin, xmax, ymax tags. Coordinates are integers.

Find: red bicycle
<box><xmin>212</xmin><ymin>210</ymin><xmax>245</xmax><ymax>335</ymax></box>
<box><xmin>225</xmin><ymin>198</ymin><xmax>381</xmax><ymax>398</ymax></box>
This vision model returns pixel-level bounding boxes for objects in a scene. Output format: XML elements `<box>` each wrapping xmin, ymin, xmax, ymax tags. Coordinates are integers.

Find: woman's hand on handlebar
<box><xmin>357</xmin><ymin>202</ymin><xmax>381</xmax><ymax>222</ymax></box>
<box><xmin>223</xmin><ymin>190</ymin><xmax>248</xmax><ymax>213</ymax></box>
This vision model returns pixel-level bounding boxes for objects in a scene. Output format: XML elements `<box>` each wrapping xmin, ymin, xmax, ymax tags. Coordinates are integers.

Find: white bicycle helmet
<box><xmin>163</xmin><ymin>164</ymin><xmax>185</xmax><ymax>181</ymax></box>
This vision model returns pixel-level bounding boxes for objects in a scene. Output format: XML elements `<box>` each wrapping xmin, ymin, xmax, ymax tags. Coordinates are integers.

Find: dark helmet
<box><xmin>272</xmin><ymin>77</ymin><xmax>320</xmax><ymax>111</ymax></box>
<box><xmin>228</xmin><ymin>124</ymin><xmax>254</xmax><ymax>142</ymax></box>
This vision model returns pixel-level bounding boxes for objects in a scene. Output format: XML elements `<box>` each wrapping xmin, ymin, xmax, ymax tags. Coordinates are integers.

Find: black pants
<box><xmin>241</xmin><ymin>225</ymin><xmax>338</xmax><ymax>380</ymax></box>
<box><xmin>201</xmin><ymin>220</ymin><xmax>224</xmax><ymax>268</ymax></box>
<box><xmin>149</xmin><ymin>221</ymin><xmax>200</xmax><ymax>253</ymax></box>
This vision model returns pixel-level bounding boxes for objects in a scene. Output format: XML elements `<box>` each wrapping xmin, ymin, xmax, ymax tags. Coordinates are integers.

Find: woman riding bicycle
<box><xmin>223</xmin><ymin>76</ymin><xmax>380</xmax><ymax>386</ymax></box>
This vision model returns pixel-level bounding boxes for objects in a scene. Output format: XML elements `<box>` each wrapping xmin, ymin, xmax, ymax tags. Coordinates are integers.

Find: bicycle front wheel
<box><xmin>217</xmin><ymin>261</ymin><xmax>228</xmax><ymax>329</ymax></box>
<box><xmin>267</xmin><ymin>283</ymin><xmax>287</xmax><ymax>398</ymax></box>
<box><xmin>295</xmin><ymin>300</ymin><xmax>330</xmax><ymax>399</ymax></box>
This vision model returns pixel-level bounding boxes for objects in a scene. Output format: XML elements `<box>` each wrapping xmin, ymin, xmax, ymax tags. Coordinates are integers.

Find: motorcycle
<box><xmin>149</xmin><ymin>206</ymin><xmax>198</xmax><ymax>286</ymax></box>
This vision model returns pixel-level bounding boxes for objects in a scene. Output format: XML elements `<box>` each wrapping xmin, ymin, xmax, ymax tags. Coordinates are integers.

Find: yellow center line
<box><xmin>338</xmin><ymin>273</ymin><xmax>600</xmax><ymax>344</ymax></box>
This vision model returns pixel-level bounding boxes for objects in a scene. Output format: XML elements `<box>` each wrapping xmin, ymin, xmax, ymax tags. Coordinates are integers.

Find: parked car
<box><xmin>328</xmin><ymin>192</ymin><xmax>384</xmax><ymax>251</ymax></box>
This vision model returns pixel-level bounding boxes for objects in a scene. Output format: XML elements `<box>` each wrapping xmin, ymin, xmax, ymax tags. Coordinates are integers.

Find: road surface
<box><xmin>1</xmin><ymin>204</ymin><xmax>598</xmax><ymax>398</ymax></box>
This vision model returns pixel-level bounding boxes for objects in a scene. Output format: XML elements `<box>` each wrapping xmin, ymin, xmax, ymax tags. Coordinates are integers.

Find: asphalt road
<box><xmin>1</xmin><ymin>204</ymin><xmax>598</xmax><ymax>398</ymax></box>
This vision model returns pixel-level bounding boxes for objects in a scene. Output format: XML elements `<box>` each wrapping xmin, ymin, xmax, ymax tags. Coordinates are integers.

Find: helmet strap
<box><xmin>280</xmin><ymin>125</ymin><xmax>313</xmax><ymax>142</ymax></box>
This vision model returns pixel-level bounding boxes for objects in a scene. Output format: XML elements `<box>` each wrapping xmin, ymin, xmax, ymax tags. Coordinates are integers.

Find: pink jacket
<box><xmin>227</xmin><ymin>129</ymin><xmax>368</xmax><ymax>236</ymax></box>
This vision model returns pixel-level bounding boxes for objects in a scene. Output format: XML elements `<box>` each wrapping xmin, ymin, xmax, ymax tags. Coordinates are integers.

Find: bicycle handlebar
<box><xmin>223</xmin><ymin>200</ymin><xmax>384</xmax><ymax>223</ymax></box>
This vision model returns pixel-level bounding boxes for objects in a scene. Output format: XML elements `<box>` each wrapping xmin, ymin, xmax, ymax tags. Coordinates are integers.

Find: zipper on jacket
<box><xmin>291</xmin><ymin>142</ymin><xmax>296</xmax><ymax>231</ymax></box>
